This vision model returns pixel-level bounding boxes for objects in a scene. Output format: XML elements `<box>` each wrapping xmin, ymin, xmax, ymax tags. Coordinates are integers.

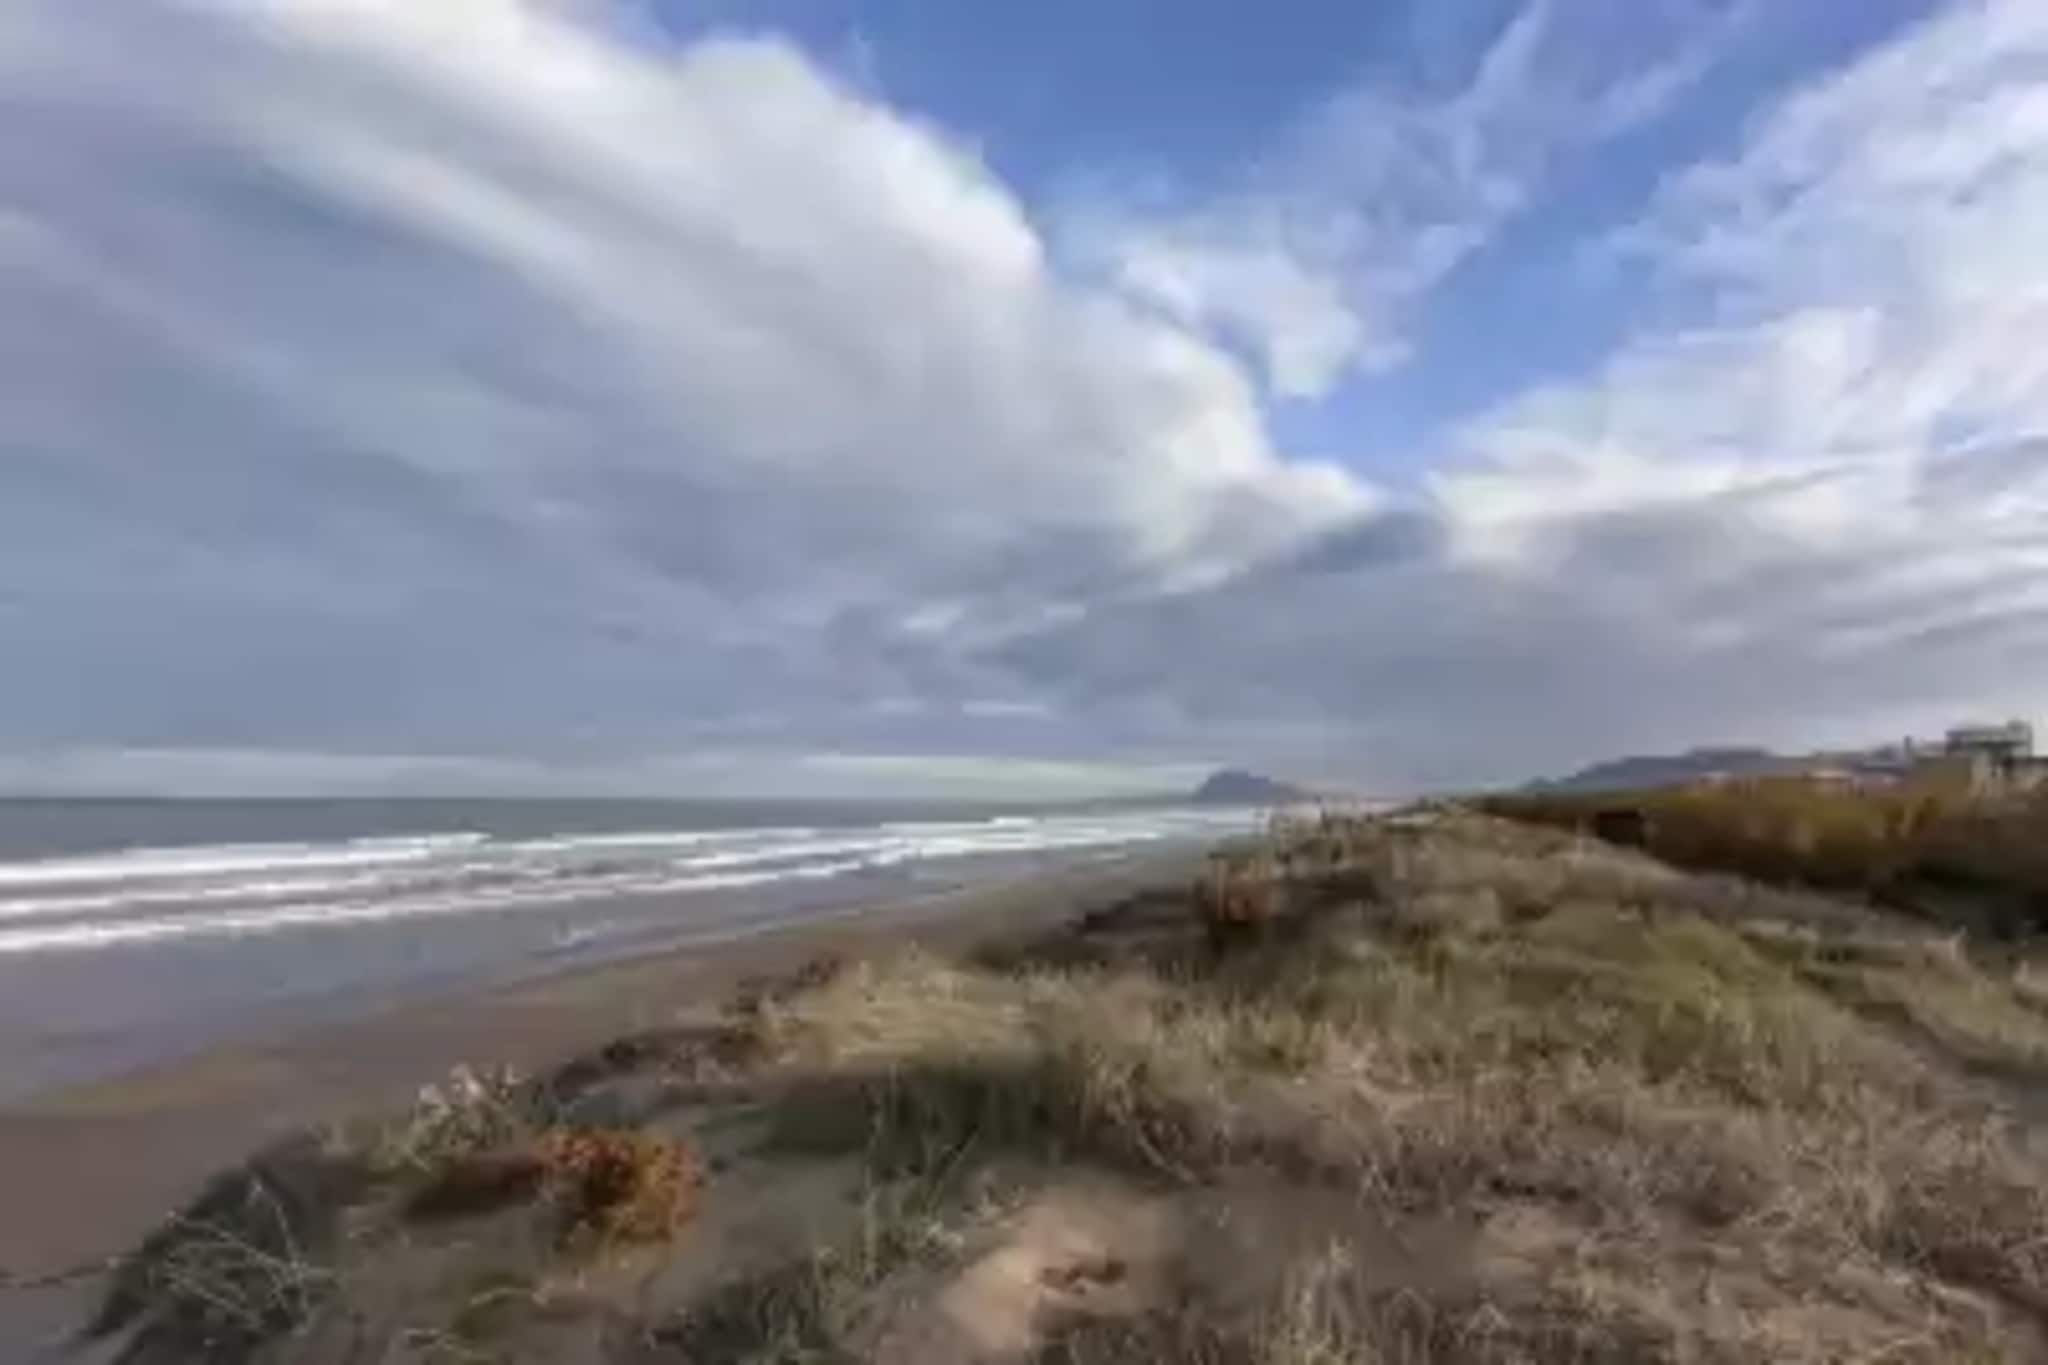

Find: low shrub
<box><xmin>405</xmin><ymin>1126</ymin><xmax>700</xmax><ymax>1246</ymax></box>
<box><xmin>537</xmin><ymin>1127</ymin><xmax>700</xmax><ymax>1245</ymax></box>
<box><xmin>1194</xmin><ymin>848</ymin><xmax>1288</xmax><ymax>946</ymax></box>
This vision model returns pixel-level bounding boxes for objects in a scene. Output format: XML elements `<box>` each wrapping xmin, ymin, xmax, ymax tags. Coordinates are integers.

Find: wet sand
<box><xmin>0</xmin><ymin>848</ymin><xmax>1204</xmax><ymax>1360</ymax></box>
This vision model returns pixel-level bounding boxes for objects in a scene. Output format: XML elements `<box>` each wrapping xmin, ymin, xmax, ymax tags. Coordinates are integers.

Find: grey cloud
<box><xmin>0</xmin><ymin>0</ymin><xmax>1365</xmax><ymax>787</ymax></box>
<box><xmin>997</xmin><ymin>517</ymin><xmax>2048</xmax><ymax>793</ymax></box>
<box><xmin>1259</xmin><ymin>510</ymin><xmax>1444</xmax><ymax>579</ymax></box>
<box><xmin>4</xmin><ymin>0</ymin><xmax>2047</xmax><ymax>799</ymax></box>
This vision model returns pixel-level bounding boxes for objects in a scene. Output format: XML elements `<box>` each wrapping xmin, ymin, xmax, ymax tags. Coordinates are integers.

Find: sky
<box><xmin>4</xmin><ymin>0</ymin><xmax>2048</xmax><ymax>799</ymax></box>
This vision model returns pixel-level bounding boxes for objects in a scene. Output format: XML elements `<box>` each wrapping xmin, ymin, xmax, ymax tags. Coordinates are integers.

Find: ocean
<box><xmin>0</xmin><ymin>797</ymin><xmax>1256</xmax><ymax>1100</ymax></box>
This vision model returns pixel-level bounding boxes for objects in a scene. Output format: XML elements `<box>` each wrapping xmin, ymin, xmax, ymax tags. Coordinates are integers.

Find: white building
<box><xmin>1945</xmin><ymin>720</ymin><xmax>2034</xmax><ymax>762</ymax></box>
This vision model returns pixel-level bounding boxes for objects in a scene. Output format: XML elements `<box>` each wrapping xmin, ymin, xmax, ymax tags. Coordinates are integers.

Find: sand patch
<box><xmin>876</xmin><ymin>1180</ymin><xmax>1169</xmax><ymax>1363</ymax></box>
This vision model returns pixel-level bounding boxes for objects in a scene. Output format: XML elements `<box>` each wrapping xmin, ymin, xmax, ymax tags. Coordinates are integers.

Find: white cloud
<box><xmin>999</xmin><ymin>0</ymin><xmax>2048</xmax><ymax>788</ymax></box>
<box><xmin>1109</xmin><ymin>234</ymin><xmax>1381</xmax><ymax>400</ymax></box>
<box><xmin>1438</xmin><ymin>0</ymin><xmax>2048</xmax><ymax>655</ymax></box>
<box><xmin>7</xmin><ymin>0</ymin><xmax>2048</xmax><ymax>797</ymax></box>
<box><xmin>0</xmin><ymin>0</ymin><xmax>1369</xmax><ymax>787</ymax></box>
<box><xmin>1078</xmin><ymin>1</ymin><xmax>1746</xmax><ymax>398</ymax></box>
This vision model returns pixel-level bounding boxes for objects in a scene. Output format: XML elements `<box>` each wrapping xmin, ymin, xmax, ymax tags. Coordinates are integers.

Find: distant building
<box><xmin>1945</xmin><ymin>720</ymin><xmax>2034</xmax><ymax>762</ymax></box>
<box><xmin>1915</xmin><ymin>719</ymin><xmax>2047</xmax><ymax>796</ymax></box>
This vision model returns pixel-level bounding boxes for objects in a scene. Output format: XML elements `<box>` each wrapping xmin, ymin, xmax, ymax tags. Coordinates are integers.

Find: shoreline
<box><xmin>0</xmin><ymin>846</ymin><xmax>1207</xmax><ymax>1357</ymax></box>
<box><xmin>0</xmin><ymin>802</ymin><xmax>1260</xmax><ymax>1103</ymax></box>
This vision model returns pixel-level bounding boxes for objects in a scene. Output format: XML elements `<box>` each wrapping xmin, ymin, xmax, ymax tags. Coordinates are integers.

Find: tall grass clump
<box><xmin>1485</xmin><ymin>779</ymin><xmax>2048</xmax><ymax>930</ymax></box>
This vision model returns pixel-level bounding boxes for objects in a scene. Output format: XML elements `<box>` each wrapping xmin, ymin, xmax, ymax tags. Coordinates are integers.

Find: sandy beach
<box><xmin>0</xmin><ymin>848</ymin><xmax>1206</xmax><ymax>1360</ymax></box>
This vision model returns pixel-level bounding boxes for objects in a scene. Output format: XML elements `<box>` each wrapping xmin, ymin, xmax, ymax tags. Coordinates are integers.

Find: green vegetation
<box><xmin>90</xmin><ymin>812</ymin><xmax>2048</xmax><ymax>1362</ymax></box>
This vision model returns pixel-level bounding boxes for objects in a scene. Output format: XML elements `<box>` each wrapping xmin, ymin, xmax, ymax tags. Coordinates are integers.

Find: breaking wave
<box><xmin>0</xmin><ymin>807</ymin><xmax>1256</xmax><ymax>955</ymax></box>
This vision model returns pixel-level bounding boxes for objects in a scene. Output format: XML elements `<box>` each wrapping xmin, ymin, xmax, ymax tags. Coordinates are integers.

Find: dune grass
<box><xmin>717</xmin><ymin>813</ymin><xmax>2048</xmax><ymax>1361</ymax></box>
<box><xmin>91</xmin><ymin>811</ymin><xmax>2048</xmax><ymax>1363</ymax></box>
<box><xmin>1483</xmin><ymin>778</ymin><xmax>2048</xmax><ymax>928</ymax></box>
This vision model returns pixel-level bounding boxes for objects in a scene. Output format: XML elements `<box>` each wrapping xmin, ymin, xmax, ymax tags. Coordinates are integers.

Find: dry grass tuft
<box><xmin>370</xmin><ymin>1063</ymin><xmax>544</xmax><ymax>1177</ymax></box>
<box><xmin>88</xmin><ymin>1136</ymin><xmax>363</xmax><ymax>1363</ymax></box>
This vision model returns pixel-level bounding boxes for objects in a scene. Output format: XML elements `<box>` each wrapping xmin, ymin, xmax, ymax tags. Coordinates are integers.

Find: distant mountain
<box><xmin>1530</xmin><ymin>747</ymin><xmax>1799</xmax><ymax>795</ymax></box>
<box><xmin>1193</xmin><ymin>769</ymin><xmax>1312</xmax><ymax>804</ymax></box>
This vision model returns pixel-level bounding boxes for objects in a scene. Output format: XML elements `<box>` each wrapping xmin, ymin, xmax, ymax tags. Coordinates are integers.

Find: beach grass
<box><xmin>87</xmin><ymin>809</ymin><xmax>2048</xmax><ymax>1363</ymax></box>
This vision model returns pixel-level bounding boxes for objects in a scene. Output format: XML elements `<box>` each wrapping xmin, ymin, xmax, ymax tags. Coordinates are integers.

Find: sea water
<box><xmin>0</xmin><ymin>797</ymin><xmax>1256</xmax><ymax>1099</ymax></box>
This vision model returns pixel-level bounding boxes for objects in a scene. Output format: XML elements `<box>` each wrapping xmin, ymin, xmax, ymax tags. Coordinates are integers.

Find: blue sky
<box><xmin>643</xmin><ymin>0</ymin><xmax>1941</xmax><ymax>472</ymax></box>
<box><xmin>4</xmin><ymin>0</ymin><xmax>2047</xmax><ymax>797</ymax></box>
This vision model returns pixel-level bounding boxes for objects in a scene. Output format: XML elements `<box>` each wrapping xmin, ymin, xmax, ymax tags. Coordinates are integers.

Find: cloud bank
<box><xmin>3</xmin><ymin>0</ymin><xmax>2047</xmax><ymax>795</ymax></box>
<box><xmin>1</xmin><ymin>0</ymin><xmax>1362</xmax><ymax>791</ymax></box>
